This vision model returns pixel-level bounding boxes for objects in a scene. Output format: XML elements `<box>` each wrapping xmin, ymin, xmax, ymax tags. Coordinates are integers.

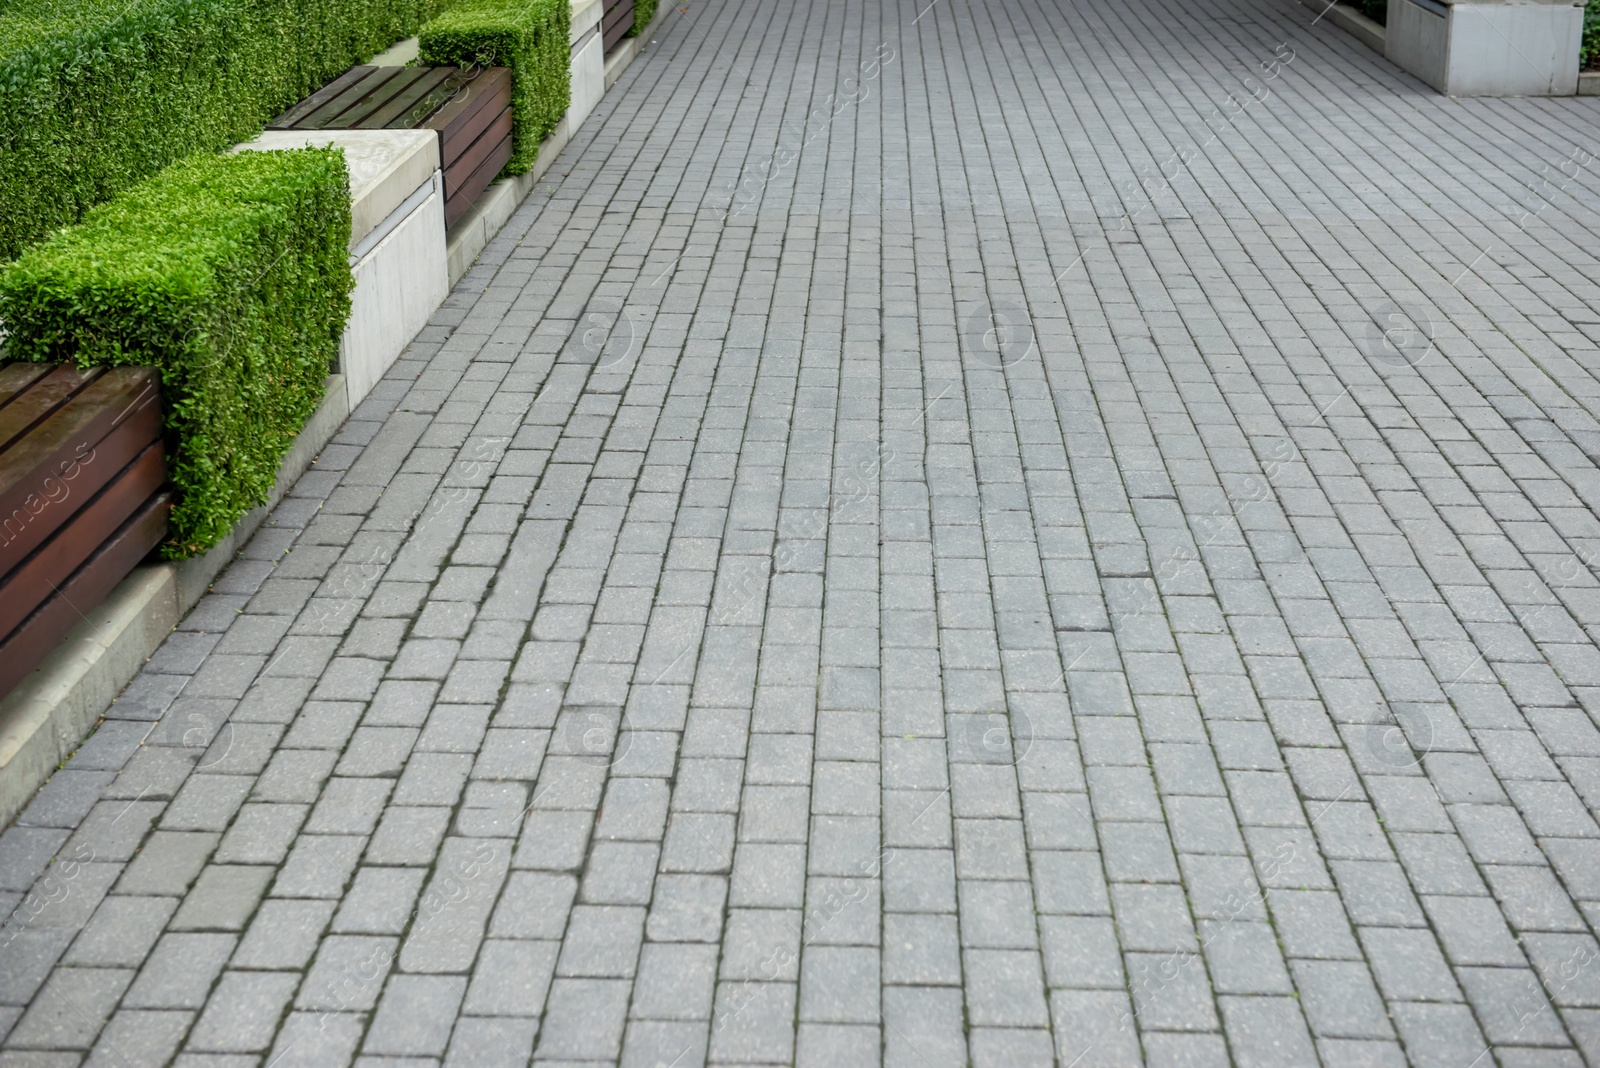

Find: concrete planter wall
<box><xmin>1386</xmin><ymin>0</ymin><xmax>1585</xmax><ymax>95</ymax></box>
<box><xmin>570</xmin><ymin>0</ymin><xmax>605</xmax><ymax>130</ymax></box>
<box><xmin>343</xmin><ymin>174</ymin><xmax>449</xmax><ymax>407</ymax></box>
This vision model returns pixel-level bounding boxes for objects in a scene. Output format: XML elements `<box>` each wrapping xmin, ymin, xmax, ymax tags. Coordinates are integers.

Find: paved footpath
<box><xmin>7</xmin><ymin>0</ymin><xmax>1600</xmax><ymax>1064</ymax></box>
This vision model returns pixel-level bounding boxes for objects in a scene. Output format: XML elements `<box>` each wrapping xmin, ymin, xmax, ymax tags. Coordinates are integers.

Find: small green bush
<box><xmin>0</xmin><ymin>0</ymin><xmax>448</xmax><ymax>260</ymax></box>
<box><xmin>1360</xmin><ymin>0</ymin><xmax>1386</xmax><ymax>23</ymax></box>
<box><xmin>419</xmin><ymin>0</ymin><xmax>569</xmax><ymax>175</ymax></box>
<box><xmin>629</xmin><ymin>0</ymin><xmax>658</xmax><ymax>37</ymax></box>
<box><xmin>0</xmin><ymin>148</ymin><xmax>353</xmax><ymax>557</ymax></box>
<box><xmin>1583</xmin><ymin>0</ymin><xmax>1598</xmax><ymax>69</ymax></box>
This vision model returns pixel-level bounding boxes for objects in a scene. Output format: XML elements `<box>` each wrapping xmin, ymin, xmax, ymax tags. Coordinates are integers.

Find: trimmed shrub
<box><xmin>1360</xmin><ymin>0</ymin><xmax>1386</xmax><ymax>23</ymax></box>
<box><xmin>0</xmin><ymin>148</ymin><xmax>353</xmax><ymax>558</ymax></box>
<box><xmin>0</xmin><ymin>0</ymin><xmax>448</xmax><ymax>260</ymax></box>
<box><xmin>629</xmin><ymin>0</ymin><xmax>658</xmax><ymax>37</ymax></box>
<box><xmin>419</xmin><ymin>0</ymin><xmax>569</xmax><ymax>175</ymax></box>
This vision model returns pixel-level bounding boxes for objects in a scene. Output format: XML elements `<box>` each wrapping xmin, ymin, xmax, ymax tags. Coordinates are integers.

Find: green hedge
<box><xmin>0</xmin><ymin>0</ymin><xmax>447</xmax><ymax>260</ymax></box>
<box><xmin>629</xmin><ymin>0</ymin><xmax>657</xmax><ymax>37</ymax></box>
<box><xmin>419</xmin><ymin>0</ymin><xmax>568</xmax><ymax>175</ymax></box>
<box><xmin>0</xmin><ymin>148</ymin><xmax>353</xmax><ymax>557</ymax></box>
<box><xmin>1584</xmin><ymin>0</ymin><xmax>1598</xmax><ymax>69</ymax></box>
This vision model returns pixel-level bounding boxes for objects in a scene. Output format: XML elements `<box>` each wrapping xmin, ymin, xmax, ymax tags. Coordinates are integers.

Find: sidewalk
<box><xmin>3</xmin><ymin>0</ymin><xmax>1600</xmax><ymax>1063</ymax></box>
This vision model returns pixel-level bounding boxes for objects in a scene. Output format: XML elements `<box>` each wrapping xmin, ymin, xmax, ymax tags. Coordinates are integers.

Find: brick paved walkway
<box><xmin>7</xmin><ymin>0</ymin><xmax>1600</xmax><ymax>1063</ymax></box>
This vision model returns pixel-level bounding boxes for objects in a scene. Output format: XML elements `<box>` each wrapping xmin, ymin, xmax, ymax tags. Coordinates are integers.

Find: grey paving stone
<box><xmin>234</xmin><ymin>898</ymin><xmax>337</xmax><ymax>968</ymax></box>
<box><xmin>554</xmin><ymin>904</ymin><xmax>645</xmax><ymax>978</ymax></box>
<box><xmin>63</xmin><ymin>896</ymin><xmax>177</xmax><ymax>968</ymax></box>
<box><xmin>275</xmin><ymin>831</ymin><xmax>366</xmax><ymax>895</ymax></box>
<box><xmin>1388</xmin><ymin>1002</ymin><xmax>1490</xmax><ymax>1068</ymax></box>
<box><xmin>1050</xmin><ymin>989</ymin><xmax>1141</xmax><ymax>1067</ymax></box>
<box><xmin>632</xmin><ymin>941</ymin><xmax>718</xmax><ymax>1020</ymax></box>
<box><xmin>15</xmin><ymin>773</ymin><xmax>113</xmax><ymax>830</ymax></box>
<box><xmin>6</xmin><ymin>967</ymin><xmax>130</xmax><ymax>1049</ymax></box>
<box><xmin>443</xmin><ymin>1016</ymin><xmax>537</xmax><ymax>1068</ymax></box>
<box><xmin>186</xmin><ymin>971</ymin><xmax>299</xmax><ymax>1052</ymax></box>
<box><xmin>537</xmin><ymin>977</ymin><xmax>630</xmax><ymax>1061</ymax></box>
<box><xmin>0</xmin><ymin>830</ymin><xmax>69</xmax><ymax>894</ymax></box>
<box><xmin>83</xmin><ymin>1009</ymin><xmax>190</xmax><ymax>1068</ymax></box>
<box><xmin>709</xmin><ymin>977</ymin><xmax>794</xmax><ymax>1063</ymax></box>
<box><xmin>1217</xmin><ymin>995</ymin><xmax>1319</xmax><ymax>1068</ymax></box>
<box><xmin>362</xmin><ymin>973</ymin><xmax>465</xmax><ymax>1057</ymax></box>
<box><xmin>645</xmin><ymin>873</ymin><xmax>726</xmax><ymax>943</ymax></box>
<box><xmin>265</xmin><ymin>1010</ymin><xmax>366</xmax><ymax>1068</ymax></box>
<box><xmin>1290</xmin><ymin>960</ymin><xmax>1395</xmax><ymax>1040</ymax></box>
<box><xmin>123</xmin><ymin>933</ymin><xmax>233</xmax><ymax>1009</ymax></box>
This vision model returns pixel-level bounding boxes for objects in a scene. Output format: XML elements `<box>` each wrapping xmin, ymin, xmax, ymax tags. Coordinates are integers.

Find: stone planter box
<box><xmin>1386</xmin><ymin>0</ymin><xmax>1585</xmax><ymax>95</ymax></box>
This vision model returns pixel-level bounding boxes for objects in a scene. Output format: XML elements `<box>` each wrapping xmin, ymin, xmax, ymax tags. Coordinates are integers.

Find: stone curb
<box><xmin>0</xmin><ymin>374</ymin><xmax>351</xmax><ymax>827</ymax></box>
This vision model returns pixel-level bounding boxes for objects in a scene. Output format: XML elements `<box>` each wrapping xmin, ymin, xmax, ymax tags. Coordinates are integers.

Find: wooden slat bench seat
<box><xmin>270</xmin><ymin>65</ymin><xmax>514</xmax><ymax>230</ymax></box>
<box><xmin>0</xmin><ymin>364</ymin><xmax>168</xmax><ymax>699</ymax></box>
<box><xmin>603</xmin><ymin>0</ymin><xmax>635</xmax><ymax>51</ymax></box>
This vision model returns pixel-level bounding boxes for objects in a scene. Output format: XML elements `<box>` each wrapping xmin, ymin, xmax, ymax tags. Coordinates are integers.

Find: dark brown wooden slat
<box><xmin>355</xmin><ymin>67</ymin><xmax>460</xmax><ymax>129</ymax></box>
<box><xmin>0</xmin><ymin>368</ymin><xmax>159</xmax><ymax>550</ymax></box>
<box><xmin>0</xmin><ymin>442</ymin><xmax>165</xmax><ymax>639</ymax></box>
<box><xmin>446</xmin><ymin>132</ymin><xmax>513</xmax><ymax>228</ymax></box>
<box><xmin>603</xmin><ymin>0</ymin><xmax>634</xmax><ymax>49</ymax></box>
<box><xmin>382</xmin><ymin>71</ymin><xmax>473</xmax><ymax>132</ymax></box>
<box><xmin>0</xmin><ymin>365</ymin><xmax>101</xmax><ymax>453</ymax></box>
<box><xmin>0</xmin><ymin>391</ymin><xmax>161</xmax><ymax>576</ymax></box>
<box><xmin>297</xmin><ymin>66</ymin><xmax>413</xmax><ymax>129</ymax></box>
<box><xmin>444</xmin><ymin>107</ymin><xmax>513</xmax><ymax>205</ymax></box>
<box><xmin>425</xmin><ymin>68</ymin><xmax>512</xmax><ymax>171</ymax></box>
<box><xmin>0</xmin><ymin>489</ymin><xmax>170</xmax><ymax>701</ymax></box>
<box><xmin>270</xmin><ymin>66</ymin><xmax>381</xmax><ymax>128</ymax></box>
<box><xmin>0</xmin><ymin>364</ymin><xmax>54</xmax><ymax>410</ymax></box>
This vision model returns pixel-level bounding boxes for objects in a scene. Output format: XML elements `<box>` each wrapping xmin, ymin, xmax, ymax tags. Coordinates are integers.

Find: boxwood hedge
<box><xmin>0</xmin><ymin>148</ymin><xmax>353</xmax><ymax>558</ymax></box>
<box><xmin>630</xmin><ymin>0</ymin><xmax>657</xmax><ymax>37</ymax></box>
<box><xmin>0</xmin><ymin>0</ymin><xmax>446</xmax><ymax>260</ymax></box>
<box><xmin>419</xmin><ymin>0</ymin><xmax>568</xmax><ymax>175</ymax></box>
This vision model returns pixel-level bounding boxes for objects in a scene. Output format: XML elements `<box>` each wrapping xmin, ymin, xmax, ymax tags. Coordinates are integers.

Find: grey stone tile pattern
<box><xmin>3</xmin><ymin>0</ymin><xmax>1600</xmax><ymax>1063</ymax></box>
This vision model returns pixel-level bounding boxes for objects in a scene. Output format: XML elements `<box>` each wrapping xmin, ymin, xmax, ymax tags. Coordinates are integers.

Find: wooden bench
<box><xmin>271</xmin><ymin>65</ymin><xmax>514</xmax><ymax>229</ymax></box>
<box><xmin>603</xmin><ymin>0</ymin><xmax>636</xmax><ymax>51</ymax></box>
<box><xmin>0</xmin><ymin>364</ymin><xmax>169</xmax><ymax>700</ymax></box>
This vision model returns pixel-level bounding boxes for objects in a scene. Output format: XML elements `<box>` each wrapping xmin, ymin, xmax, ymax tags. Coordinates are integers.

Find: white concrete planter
<box><xmin>570</xmin><ymin>0</ymin><xmax>606</xmax><ymax>130</ymax></box>
<box><xmin>343</xmin><ymin>172</ymin><xmax>448</xmax><ymax>407</ymax></box>
<box><xmin>1386</xmin><ymin>0</ymin><xmax>1584</xmax><ymax>95</ymax></box>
